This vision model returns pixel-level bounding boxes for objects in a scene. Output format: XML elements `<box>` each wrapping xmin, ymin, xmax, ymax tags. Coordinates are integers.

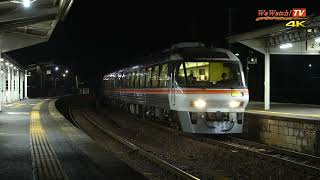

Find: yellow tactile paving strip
<box><xmin>30</xmin><ymin>101</ymin><xmax>68</xmax><ymax>180</ymax></box>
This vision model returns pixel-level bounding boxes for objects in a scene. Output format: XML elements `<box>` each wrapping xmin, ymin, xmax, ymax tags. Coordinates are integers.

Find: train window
<box><xmin>126</xmin><ymin>73</ymin><xmax>130</xmax><ymax>88</ymax></box>
<box><xmin>114</xmin><ymin>75</ymin><xmax>119</xmax><ymax>88</ymax></box>
<box><xmin>121</xmin><ymin>73</ymin><xmax>127</xmax><ymax>88</ymax></box>
<box><xmin>134</xmin><ymin>71</ymin><xmax>139</xmax><ymax>87</ymax></box>
<box><xmin>116</xmin><ymin>74</ymin><xmax>121</xmax><ymax>88</ymax></box>
<box><xmin>129</xmin><ymin>72</ymin><xmax>135</xmax><ymax>87</ymax></box>
<box><xmin>176</xmin><ymin>63</ymin><xmax>186</xmax><ymax>86</ymax></box>
<box><xmin>185</xmin><ymin>62</ymin><xmax>210</xmax><ymax>84</ymax></box>
<box><xmin>182</xmin><ymin>61</ymin><xmax>244</xmax><ymax>88</ymax></box>
<box><xmin>151</xmin><ymin>66</ymin><xmax>159</xmax><ymax>87</ymax></box>
<box><xmin>146</xmin><ymin>67</ymin><xmax>152</xmax><ymax>87</ymax></box>
<box><xmin>140</xmin><ymin>69</ymin><xmax>146</xmax><ymax>88</ymax></box>
<box><xmin>110</xmin><ymin>78</ymin><xmax>114</xmax><ymax>88</ymax></box>
<box><xmin>159</xmin><ymin>64</ymin><xmax>168</xmax><ymax>87</ymax></box>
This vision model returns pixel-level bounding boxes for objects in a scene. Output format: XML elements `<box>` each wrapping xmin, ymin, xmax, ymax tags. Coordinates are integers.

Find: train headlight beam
<box><xmin>192</xmin><ymin>99</ymin><xmax>207</xmax><ymax>109</ymax></box>
<box><xmin>229</xmin><ymin>101</ymin><xmax>241</xmax><ymax>108</ymax></box>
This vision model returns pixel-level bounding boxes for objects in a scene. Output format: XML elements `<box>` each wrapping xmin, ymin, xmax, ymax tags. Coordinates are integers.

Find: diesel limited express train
<box><xmin>102</xmin><ymin>42</ymin><xmax>249</xmax><ymax>134</ymax></box>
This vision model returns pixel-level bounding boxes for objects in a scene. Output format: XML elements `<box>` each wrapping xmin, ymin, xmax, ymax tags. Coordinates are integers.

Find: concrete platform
<box><xmin>246</xmin><ymin>101</ymin><xmax>320</xmax><ymax>121</ymax></box>
<box><xmin>0</xmin><ymin>98</ymin><xmax>146</xmax><ymax>180</ymax></box>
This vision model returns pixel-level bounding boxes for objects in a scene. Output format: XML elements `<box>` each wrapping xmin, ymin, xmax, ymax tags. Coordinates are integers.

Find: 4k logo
<box><xmin>286</xmin><ymin>21</ymin><xmax>305</xmax><ymax>27</ymax></box>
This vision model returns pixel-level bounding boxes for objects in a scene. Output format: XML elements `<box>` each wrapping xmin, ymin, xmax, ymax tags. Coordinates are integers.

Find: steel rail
<box><xmin>79</xmin><ymin>111</ymin><xmax>200</xmax><ymax>180</ymax></box>
<box><xmin>129</xmin><ymin>114</ymin><xmax>320</xmax><ymax>177</ymax></box>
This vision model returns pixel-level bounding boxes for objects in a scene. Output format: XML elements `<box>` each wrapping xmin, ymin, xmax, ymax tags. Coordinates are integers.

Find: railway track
<box><xmin>198</xmin><ymin>136</ymin><xmax>320</xmax><ymax>177</ymax></box>
<box><xmin>78</xmin><ymin>110</ymin><xmax>200</xmax><ymax>180</ymax></box>
<box><xmin>124</xmin><ymin>114</ymin><xmax>320</xmax><ymax>177</ymax></box>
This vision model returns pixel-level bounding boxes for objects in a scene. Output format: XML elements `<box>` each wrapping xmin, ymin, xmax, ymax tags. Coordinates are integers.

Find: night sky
<box><xmin>7</xmin><ymin>4</ymin><xmax>320</xmax><ymax>103</ymax></box>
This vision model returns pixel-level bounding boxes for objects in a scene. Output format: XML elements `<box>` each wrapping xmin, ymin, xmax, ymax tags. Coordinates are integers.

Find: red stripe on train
<box><xmin>109</xmin><ymin>88</ymin><xmax>248</xmax><ymax>94</ymax></box>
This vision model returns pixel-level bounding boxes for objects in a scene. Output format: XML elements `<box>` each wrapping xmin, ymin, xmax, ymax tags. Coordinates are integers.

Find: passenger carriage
<box><xmin>102</xmin><ymin>42</ymin><xmax>249</xmax><ymax>134</ymax></box>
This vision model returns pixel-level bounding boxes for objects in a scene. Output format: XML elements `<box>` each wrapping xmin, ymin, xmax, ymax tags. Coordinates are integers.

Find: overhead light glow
<box><xmin>0</xmin><ymin>70</ymin><xmax>3</xmax><ymax>74</ymax></box>
<box><xmin>55</xmin><ymin>66</ymin><xmax>59</xmax><ymax>71</ymax></box>
<box><xmin>9</xmin><ymin>64</ymin><xmax>13</xmax><ymax>67</ymax></box>
<box><xmin>62</xmin><ymin>74</ymin><xmax>66</xmax><ymax>77</ymax></box>
<box><xmin>23</xmin><ymin>0</ymin><xmax>30</xmax><ymax>8</ymax></box>
<box><xmin>5</xmin><ymin>62</ymin><xmax>9</xmax><ymax>66</ymax></box>
<box><xmin>65</xmin><ymin>70</ymin><xmax>69</xmax><ymax>74</ymax></box>
<box><xmin>279</xmin><ymin>43</ymin><xmax>293</xmax><ymax>49</ymax></box>
<box><xmin>309</xmin><ymin>64</ymin><xmax>312</xmax><ymax>68</ymax></box>
<box><xmin>0</xmin><ymin>58</ymin><xmax>3</xmax><ymax>62</ymax></box>
<box><xmin>315</xmin><ymin>37</ymin><xmax>320</xmax><ymax>43</ymax></box>
<box><xmin>235</xmin><ymin>53</ymin><xmax>240</xmax><ymax>56</ymax></box>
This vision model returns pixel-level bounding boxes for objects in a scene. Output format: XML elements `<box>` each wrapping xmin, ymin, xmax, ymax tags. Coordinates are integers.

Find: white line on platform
<box><xmin>3</xmin><ymin>104</ymin><xmax>14</xmax><ymax>107</ymax></box>
<box><xmin>6</xmin><ymin>112</ymin><xmax>30</xmax><ymax>115</ymax></box>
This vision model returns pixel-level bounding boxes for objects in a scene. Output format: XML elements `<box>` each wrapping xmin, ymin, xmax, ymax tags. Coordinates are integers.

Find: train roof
<box><xmin>104</xmin><ymin>45</ymin><xmax>239</xmax><ymax>79</ymax></box>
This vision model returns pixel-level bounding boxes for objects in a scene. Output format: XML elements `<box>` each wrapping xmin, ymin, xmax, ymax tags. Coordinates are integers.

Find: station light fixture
<box><xmin>308</xmin><ymin>64</ymin><xmax>312</xmax><ymax>68</ymax></box>
<box><xmin>10</xmin><ymin>0</ymin><xmax>35</xmax><ymax>8</ymax></box>
<box><xmin>62</xmin><ymin>73</ymin><xmax>66</xmax><ymax>77</ymax></box>
<box><xmin>279</xmin><ymin>43</ymin><xmax>293</xmax><ymax>49</ymax></box>
<box><xmin>23</xmin><ymin>0</ymin><xmax>30</xmax><ymax>7</ymax></box>
<box><xmin>5</xmin><ymin>62</ymin><xmax>9</xmax><ymax>66</ymax></box>
<box><xmin>55</xmin><ymin>66</ymin><xmax>59</xmax><ymax>71</ymax></box>
<box><xmin>65</xmin><ymin>70</ymin><xmax>69</xmax><ymax>74</ymax></box>
<box><xmin>315</xmin><ymin>37</ymin><xmax>320</xmax><ymax>43</ymax></box>
<box><xmin>0</xmin><ymin>70</ymin><xmax>3</xmax><ymax>74</ymax></box>
<box><xmin>235</xmin><ymin>53</ymin><xmax>240</xmax><ymax>56</ymax></box>
<box><xmin>9</xmin><ymin>64</ymin><xmax>13</xmax><ymax>67</ymax></box>
<box><xmin>0</xmin><ymin>58</ymin><xmax>3</xmax><ymax>62</ymax></box>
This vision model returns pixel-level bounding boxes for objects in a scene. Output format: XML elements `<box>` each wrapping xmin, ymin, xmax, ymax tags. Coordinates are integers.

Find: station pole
<box><xmin>264</xmin><ymin>49</ymin><xmax>270</xmax><ymax>110</ymax></box>
<box><xmin>0</xmin><ymin>34</ymin><xmax>2</xmax><ymax>111</ymax></box>
<box><xmin>24</xmin><ymin>70</ymin><xmax>28</xmax><ymax>99</ymax></box>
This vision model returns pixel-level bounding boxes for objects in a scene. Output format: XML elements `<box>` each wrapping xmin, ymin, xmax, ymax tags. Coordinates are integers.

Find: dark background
<box><xmin>7</xmin><ymin>4</ymin><xmax>320</xmax><ymax>104</ymax></box>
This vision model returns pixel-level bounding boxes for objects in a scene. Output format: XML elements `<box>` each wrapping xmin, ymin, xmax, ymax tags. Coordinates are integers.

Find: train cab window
<box><xmin>176</xmin><ymin>63</ymin><xmax>186</xmax><ymax>86</ymax></box>
<box><xmin>134</xmin><ymin>71</ymin><xmax>140</xmax><ymax>87</ymax></box>
<box><xmin>159</xmin><ymin>64</ymin><xmax>168</xmax><ymax>87</ymax></box>
<box><xmin>151</xmin><ymin>66</ymin><xmax>159</xmax><ymax>87</ymax></box>
<box><xmin>140</xmin><ymin>69</ymin><xmax>146</xmax><ymax>88</ymax></box>
<box><xmin>146</xmin><ymin>67</ymin><xmax>152</xmax><ymax>87</ymax></box>
<box><xmin>185</xmin><ymin>62</ymin><xmax>209</xmax><ymax>86</ymax></box>
<box><xmin>182</xmin><ymin>61</ymin><xmax>244</xmax><ymax>88</ymax></box>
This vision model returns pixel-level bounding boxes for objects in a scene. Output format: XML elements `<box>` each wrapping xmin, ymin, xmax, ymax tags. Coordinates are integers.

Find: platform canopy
<box><xmin>0</xmin><ymin>0</ymin><xmax>73</xmax><ymax>52</ymax></box>
<box><xmin>227</xmin><ymin>15</ymin><xmax>320</xmax><ymax>110</ymax></box>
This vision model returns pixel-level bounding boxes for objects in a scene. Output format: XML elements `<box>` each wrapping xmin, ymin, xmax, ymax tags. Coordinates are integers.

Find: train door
<box><xmin>169</xmin><ymin>61</ymin><xmax>186</xmax><ymax>108</ymax></box>
<box><xmin>168</xmin><ymin>62</ymin><xmax>176</xmax><ymax>107</ymax></box>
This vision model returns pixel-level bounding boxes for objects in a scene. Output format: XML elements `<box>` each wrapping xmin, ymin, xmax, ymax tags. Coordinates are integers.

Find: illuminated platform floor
<box><xmin>246</xmin><ymin>101</ymin><xmax>320</xmax><ymax>120</ymax></box>
<box><xmin>0</xmin><ymin>99</ymin><xmax>145</xmax><ymax>180</ymax></box>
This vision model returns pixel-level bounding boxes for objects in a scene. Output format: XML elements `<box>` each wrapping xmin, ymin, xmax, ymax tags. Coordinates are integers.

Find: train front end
<box><xmin>170</xmin><ymin>48</ymin><xmax>249</xmax><ymax>134</ymax></box>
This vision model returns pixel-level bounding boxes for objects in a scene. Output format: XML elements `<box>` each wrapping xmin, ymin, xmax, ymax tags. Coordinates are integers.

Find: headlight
<box><xmin>192</xmin><ymin>99</ymin><xmax>207</xmax><ymax>109</ymax></box>
<box><xmin>229</xmin><ymin>101</ymin><xmax>241</xmax><ymax>108</ymax></box>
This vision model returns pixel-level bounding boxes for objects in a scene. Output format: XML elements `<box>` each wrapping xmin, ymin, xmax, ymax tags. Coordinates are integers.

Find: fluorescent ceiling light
<box><xmin>279</xmin><ymin>43</ymin><xmax>293</xmax><ymax>49</ymax></box>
